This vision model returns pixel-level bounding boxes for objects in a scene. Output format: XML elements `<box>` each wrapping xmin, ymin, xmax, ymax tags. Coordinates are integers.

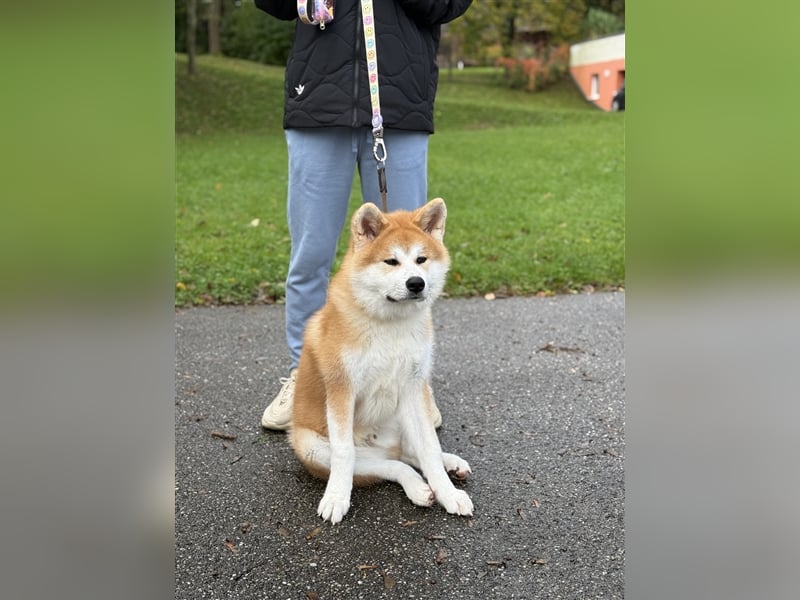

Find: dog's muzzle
<box><xmin>386</xmin><ymin>277</ymin><xmax>427</xmax><ymax>303</ymax></box>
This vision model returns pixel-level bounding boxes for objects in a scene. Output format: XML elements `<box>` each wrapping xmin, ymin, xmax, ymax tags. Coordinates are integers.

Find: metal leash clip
<box><xmin>372</xmin><ymin>126</ymin><xmax>388</xmax><ymax>211</ymax></box>
<box><xmin>372</xmin><ymin>133</ymin><xmax>387</xmax><ymax>167</ymax></box>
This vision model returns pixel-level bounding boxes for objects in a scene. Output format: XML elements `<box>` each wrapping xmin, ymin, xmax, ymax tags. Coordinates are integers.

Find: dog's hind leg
<box><xmin>291</xmin><ymin>428</ymin><xmax>434</xmax><ymax>508</ymax></box>
<box><xmin>400</xmin><ymin>450</ymin><xmax>472</xmax><ymax>481</ymax></box>
<box><xmin>353</xmin><ymin>449</ymin><xmax>435</xmax><ymax>507</ymax></box>
<box><xmin>442</xmin><ymin>452</ymin><xmax>472</xmax><ymax>481</ymax></box>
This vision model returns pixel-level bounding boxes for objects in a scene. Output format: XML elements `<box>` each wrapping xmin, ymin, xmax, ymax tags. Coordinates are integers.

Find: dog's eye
<box><xmin>416</xmin><ymin>256</ymin><xmax>428</xmax><ymax>264</ymax></box>
<box><xmin>384</xmin><ymin>258</ymin><xmax>400</xmax><ymax>266</ymax></box>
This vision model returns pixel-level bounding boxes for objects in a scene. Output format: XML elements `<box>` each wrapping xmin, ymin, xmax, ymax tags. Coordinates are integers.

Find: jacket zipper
<box><xmin>352</xmin><ymin>5</ymin><xmax>362</xmax><ymax>127</ymax></box>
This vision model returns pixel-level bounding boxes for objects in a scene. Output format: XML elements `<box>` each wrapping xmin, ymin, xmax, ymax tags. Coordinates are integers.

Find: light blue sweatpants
<box><xmin>284</xmin><ymin>127</ymin><xmax>429</xmax><ymax>370</ymax></box>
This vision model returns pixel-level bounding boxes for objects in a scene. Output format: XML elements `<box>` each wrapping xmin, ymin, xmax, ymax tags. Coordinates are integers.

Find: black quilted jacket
<box><xmin>254</xmin><ymin>0</ymin><xmax>472</xmax><ymax>133</ymax></box>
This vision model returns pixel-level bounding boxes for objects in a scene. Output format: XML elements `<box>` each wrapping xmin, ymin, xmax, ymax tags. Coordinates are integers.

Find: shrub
<box><xmin>496</xmin><ymin>44</ymin><xmax>571</xmax><ymax>93</ymax></box>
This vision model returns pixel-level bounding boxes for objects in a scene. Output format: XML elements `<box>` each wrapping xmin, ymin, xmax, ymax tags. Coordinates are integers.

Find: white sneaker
<box><xmin>261</xmin><ymin>369</ymin><xmax>297</xmax><ymax>430</ymax></box>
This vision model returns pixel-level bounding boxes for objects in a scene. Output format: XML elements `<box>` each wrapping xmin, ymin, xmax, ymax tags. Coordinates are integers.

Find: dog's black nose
<box><xmin>406</xmin><ymin>276</ymin><xmax>425</xmax><ymax>294</ymax></box>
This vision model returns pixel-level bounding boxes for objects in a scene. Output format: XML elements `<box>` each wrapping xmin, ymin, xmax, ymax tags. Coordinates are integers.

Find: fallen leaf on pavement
<box><xmin>486</xmin><ymin>560</ymin><xmax>505</xmax><ymax>566</ymax></box>
<box><xmin>382</xmin><ymin>570</ymin><xmax>396</xmax><ymax>589</ymax></box>
<box><xmin>537</xmin><ymin>342</ymin><xmax>584</xmax><ymax>354</ymax></box>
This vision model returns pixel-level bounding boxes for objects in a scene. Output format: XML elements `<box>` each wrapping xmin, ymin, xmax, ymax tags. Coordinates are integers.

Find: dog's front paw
<box><xmin>436</xmin><ymin>488</ymin><xmax>474</xmax><ymax>516</ymax></box>
<box><xmin>317</xmin><ymin>492</ymin><xmax>351</xmax><ymax>524</ymax></box>
<box><xmin>442</xmin><ymin>453</ymin><xmax>472</xmax><ymax>481</ymax></box>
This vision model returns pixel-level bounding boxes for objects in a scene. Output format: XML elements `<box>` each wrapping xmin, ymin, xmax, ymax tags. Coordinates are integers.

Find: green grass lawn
<box><xmin>176</xmin><ymin>54</ymin><xmax>623</xmax><ymax>306</ymax></box>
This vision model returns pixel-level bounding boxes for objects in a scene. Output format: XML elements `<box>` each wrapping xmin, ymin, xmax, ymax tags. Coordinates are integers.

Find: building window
<box><xmin>590</xmin><ymin>74</ymin><xmax>600</xmax><ymax>100</ymax></box>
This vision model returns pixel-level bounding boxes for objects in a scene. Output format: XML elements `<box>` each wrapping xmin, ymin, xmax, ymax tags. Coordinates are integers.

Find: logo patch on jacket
<box><xmin>295</xmin><ymin>84</ymin><xmax>305</xmax><ymax>96</ymax></box>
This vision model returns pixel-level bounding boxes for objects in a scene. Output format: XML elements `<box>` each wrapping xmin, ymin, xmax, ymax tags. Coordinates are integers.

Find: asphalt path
<box><xmin>175</xmin><ymin>292</ymin><xmax>625</xmax><ymax>599</ymax></box>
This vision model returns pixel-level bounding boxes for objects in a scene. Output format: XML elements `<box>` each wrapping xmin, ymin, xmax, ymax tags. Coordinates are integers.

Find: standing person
<box><xmin>255</xmin><ymin>0</ymin><xmax>472</xmax><ymax>430</ymax></box>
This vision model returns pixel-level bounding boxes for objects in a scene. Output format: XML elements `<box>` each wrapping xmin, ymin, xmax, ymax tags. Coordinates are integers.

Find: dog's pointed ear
<box><xmin>414</xmin><ymin>198</ymin><xmax>447</xmax><ymax>241</ymax></box>
<box><xmin>352</xmin><ymin>203</ymin><xmax>388</xmax><ymax>250</ymax></box>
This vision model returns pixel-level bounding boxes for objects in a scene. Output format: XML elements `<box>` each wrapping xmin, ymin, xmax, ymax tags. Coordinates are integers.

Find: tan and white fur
<box><xmin>289</xmin><ymin>198</ymin><xmax>473</xmax><ymax>524</ymax></box>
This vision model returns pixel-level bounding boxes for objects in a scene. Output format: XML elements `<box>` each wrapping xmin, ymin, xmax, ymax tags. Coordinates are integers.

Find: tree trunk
<box><xmin>208</xmin><ymin>0</ymin><xmax>222</xmax><ymax>56</ymax></box>
<box><xmin>501</xmin><ymin>14</ymin><xmax>516</xmax><ymax>57</ymax></box>
<box><xmin>187</xmin><ymin>0</ymin><xmax>197</xmax><ymax>75</ymax></box>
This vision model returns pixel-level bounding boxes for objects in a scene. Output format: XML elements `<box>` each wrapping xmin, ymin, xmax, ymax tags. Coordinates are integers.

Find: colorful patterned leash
<box><xmin>297</xmin><ymin>0</ymin><xmax>334</xmax><ymax>30</ymax></box>
<box><xmin>297</xmin><ymin>0</ymin><xmax>387</xmax><ymax>210</ymax></box>
<box><xmin>360</xmin><ymin>0</ymin><xmax>388</xmax><ymax>211</ymax></box>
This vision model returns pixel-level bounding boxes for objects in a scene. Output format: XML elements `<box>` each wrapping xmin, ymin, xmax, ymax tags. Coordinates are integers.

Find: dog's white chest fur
<box><xmin>343</xmin><ymin>318</ymin><xmax>432</xmax><ymax>426</ymax></box>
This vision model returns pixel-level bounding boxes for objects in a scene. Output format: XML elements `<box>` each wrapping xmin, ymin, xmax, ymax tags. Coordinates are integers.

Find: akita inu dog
<box><xmin>290</xmin><ymin>198</ymin><xmax>474</xmax><ymax>524</ymax></box>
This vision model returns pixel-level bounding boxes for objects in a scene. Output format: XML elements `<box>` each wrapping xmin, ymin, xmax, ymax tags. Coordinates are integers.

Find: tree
<box><xmin>445</xmin><ymin>0</ymin><xmax>500</xmax><ymax>63</ymax></box>
<box><xmin>208</xmin><ymin>0</ymin><xmax>222</xmax><ymax>55</ymax></box>
<box><xmin>220</xmin><ymin>3</ymin><xmax>294</xmax><ymax>66</ymax></box>
<box><xmin>187</xmin><ymin>0</ymin><xmax>197</xmax><ymax>75</ymax></box>
<box><xmin>582</xmin><ymin>7</ymin><xmax>624</xmax><ymax>39</ymax></box>
<box><xmin>523</xmin><ymin>0</ymin><xmax>586</xmax><ymax>46</ymax></box>
<box><xmin>585</xmin><ymin>0</ymin><xmax>625</xmax><ymax>20</ymax></box>
<box><xmin>455</xmin><ymin>0</ymin><xmax>588</xmax><ymax>61</ymax></box>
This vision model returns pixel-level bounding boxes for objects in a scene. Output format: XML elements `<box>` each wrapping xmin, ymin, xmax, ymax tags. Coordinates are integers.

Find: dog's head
<box><xmin>346</xmin><ymin>198</ymin><xmax>450</xmax><ymax>319</ymax></box>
